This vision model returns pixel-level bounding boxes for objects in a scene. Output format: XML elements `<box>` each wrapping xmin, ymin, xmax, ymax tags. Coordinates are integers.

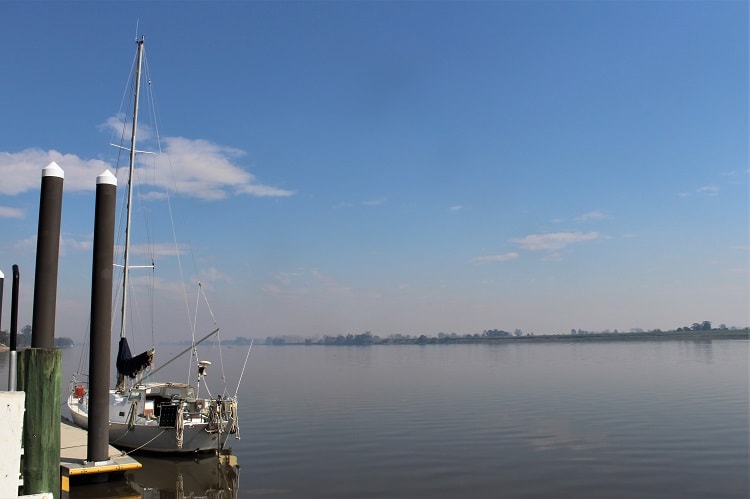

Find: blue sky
<box><xmin>0</xmin><ymin>1</ymin><xmax>747</xmax><ymax>343</ymax></box>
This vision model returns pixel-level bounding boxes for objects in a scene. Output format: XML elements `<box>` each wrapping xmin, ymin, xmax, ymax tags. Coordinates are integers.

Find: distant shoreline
<box><xmin>435</xmin><ymin>329</ymin><xmax>750</xmax><ymax>344</ymax></box>
<box><xmin>250</xmin><ymin>328</ymin><xmax>750</xmax><ymax>347</ymax></box>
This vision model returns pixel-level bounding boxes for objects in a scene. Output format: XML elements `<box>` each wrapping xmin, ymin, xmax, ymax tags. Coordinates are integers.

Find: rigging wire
<box><xmin>98</xmin><ymin>40</ymin><xmax>232</xmax><ymax>396</ymax></box>
<box><xmin>137</xmin><ymin>44</ymin><xmax>226</xmax><ymax>391</ymax></box>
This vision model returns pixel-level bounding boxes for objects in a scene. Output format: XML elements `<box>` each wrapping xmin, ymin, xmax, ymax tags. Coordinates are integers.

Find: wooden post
<box><xmin>18</xmin><ymin>348</ymin><xmax>61</xmax><ymax>499</ymax></box>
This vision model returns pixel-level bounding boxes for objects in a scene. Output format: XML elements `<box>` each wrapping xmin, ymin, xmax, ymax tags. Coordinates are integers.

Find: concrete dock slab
<box><xmin>60</xmin><ymin>419</ymin><xmax>140</xmax><ymax>494</ymax></box>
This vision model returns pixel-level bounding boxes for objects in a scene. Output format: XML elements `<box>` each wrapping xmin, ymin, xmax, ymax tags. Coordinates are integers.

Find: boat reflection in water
<box><xmin>125</xmin><ymin>451</ymin><xmax>239</xmax><ymax>499</ymax></box>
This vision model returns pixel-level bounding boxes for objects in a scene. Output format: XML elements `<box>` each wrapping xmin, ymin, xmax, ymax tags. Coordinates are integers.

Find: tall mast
<box><xmin>120</xmin><ymin>36</ymin><xmax>145</xmax><ymax>339</ymax></box>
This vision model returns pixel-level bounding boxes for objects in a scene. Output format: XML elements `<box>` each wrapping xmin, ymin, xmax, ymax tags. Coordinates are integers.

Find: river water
<box><xmin>1</xmin><ymin>338</ymin><xmax>748</xmax><ymax>498</ymax></box>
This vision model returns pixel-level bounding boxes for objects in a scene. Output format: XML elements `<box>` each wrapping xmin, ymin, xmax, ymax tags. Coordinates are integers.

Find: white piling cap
<box><xmin>42</xmin><ymin>161</ymin><xmax>64</xmax><ymax>178</ymax></box>
<box><xmin>0</xmin><ymin>270</ymin><xmax>4</xmax><ymax>279</ymax></box>
<box><xmin>96</xmin><ymin>169</ymin><xmax>118</xmax><ymax>186</ymax></box>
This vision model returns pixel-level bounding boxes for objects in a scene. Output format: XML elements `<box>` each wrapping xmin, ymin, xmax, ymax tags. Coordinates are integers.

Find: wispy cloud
<box><xmin>697</xmin><ymin>185</ymin><xmax>720</xmax><ymax>196</ymax></box>
<box><xmin>514</xmin><ymin>232</ymin><xmax>601</xmax><ymax>251</ymax></box>
<box><xmin>363</xmin><ymin>198</ymin><xmax>387</xmax><ymax>206</ymax></box>
<box><xmin>194</xmin><ymin>266</ymin><xmax>232</xmax><ymax>291</ymax></box>
<box><xmin>311</xmin><ymin>269</ymin><xmax>353</xmax><ymax>294</ymax></box>
<box><xmin>449</xmin><ymin>205</ymin><xmax>463</xmax><ymax>213</ymax></box>
<box><xmin>112</xmin><ymin>242</ymin><xmax>189</xmax><ymax>261</ymax></box>
<box><xmin>264</xmin><ymin>268</ymin><xmax>353</xmax><ymax>296</ymax></box>
<box><xmin>11</xmin><ymin>234</ymin><xmax>93</xmax><ymax>256</ymax></box>
<box><xmin>60</xmin><ymin>235</ymin><xmax>93</xmax><ymax>254</ymax></box>
<box><xmin>575</xmin><ymin>211</ymin><xmax>609</xmax><ymax>223</ymax></box>
<box><xmin>0</xmin><ymin>206</ymin><xmax>25</xmax><ymax>219</ymax></box>
<box><xmin>470</xmin><ymin>252</ymin><xmax>519</xmax><ymax>264</ymax></box>
<box><xmin>263</xmin><ymin>271</ymin><xmax>308</xmax><ymax>296</ymax></box>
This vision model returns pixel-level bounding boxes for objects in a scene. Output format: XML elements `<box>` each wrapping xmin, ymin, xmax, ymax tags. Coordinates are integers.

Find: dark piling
<box><xmin>31</xmin><ymin>161</ymin><xmax>64</xmax><ymax>349</ymax></box>
<box><xmin>87</xmin><ymin>170</ymin><xmax>117</xmax><ymax>464</ymax></box>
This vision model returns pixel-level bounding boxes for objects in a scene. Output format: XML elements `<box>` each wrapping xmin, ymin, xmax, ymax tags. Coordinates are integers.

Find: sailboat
<box><xmin>67</xmin><ymin>36</ymin><xmax>242</xmax><ymax>454</ymax></box>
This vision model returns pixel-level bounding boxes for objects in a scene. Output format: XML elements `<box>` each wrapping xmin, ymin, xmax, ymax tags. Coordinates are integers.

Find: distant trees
<box><xmin>483</xmin><ymin>329</ymin><xmax>511</xmax><ymax>338</ymax></box>
<box><xmin>0</xmin><ymin>324</ymin><xmax>74</xmax><ymax>348</ymax></box>
<box><xmin>254</xmin><ymin>320</ymin><xmax>744</xmax><ymax>347</ymax></box>
<box><xmin>676</xmin><ymin>321</ymin><xmax>713</xmax><ymax>332</ymax></box>
<box><xmin>318</xmin><ymin>332</ymin><xmax>377</xmax><ymax>346</ymax></box>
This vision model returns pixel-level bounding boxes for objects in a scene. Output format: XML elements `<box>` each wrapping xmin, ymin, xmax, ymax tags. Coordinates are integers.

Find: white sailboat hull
<box><xmin>67</xmin><ymin>383</ymin><xmax>237</xmax><ymax>454</ymax></box>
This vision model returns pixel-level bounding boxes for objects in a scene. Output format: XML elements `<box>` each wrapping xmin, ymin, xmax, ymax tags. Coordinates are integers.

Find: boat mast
<box><xmin>120</xmin><ymin>36</ymin><xmax>145</xmax><ymax>339</ymax></box>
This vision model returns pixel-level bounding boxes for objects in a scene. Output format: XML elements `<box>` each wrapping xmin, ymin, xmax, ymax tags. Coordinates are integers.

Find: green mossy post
<box><xmin>18</xmin><ymin>347</ymin><xmax>61</xmax><ymax>499</ymax></box>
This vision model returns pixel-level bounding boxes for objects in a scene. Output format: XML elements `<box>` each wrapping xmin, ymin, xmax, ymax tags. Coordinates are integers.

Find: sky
<box><xmin>0</xmin><ymin>1</ymin><xmax>747</xmax><ymax>344</ymax></box>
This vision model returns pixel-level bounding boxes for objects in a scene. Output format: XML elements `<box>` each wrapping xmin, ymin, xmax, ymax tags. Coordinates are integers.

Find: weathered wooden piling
<box><xmin>31</xmin><ymin>161</ymin><xmax>64</xmax><ymax>349</ymax></box>
<box><xmin>87</xmin><ymin>170</ymin><xmax>117</xmax><ymax>464</ymax></box>
<box><xmin>18</xmin><ymin>348</ymin><xmax>61</xmax><ymax>498</ymax></box>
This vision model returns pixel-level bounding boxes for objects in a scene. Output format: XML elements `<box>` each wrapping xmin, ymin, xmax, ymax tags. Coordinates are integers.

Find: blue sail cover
<box><xmin>116</xmin><ymin>337</ymin><xmax>154</xmax><ymax>389</ymax></box>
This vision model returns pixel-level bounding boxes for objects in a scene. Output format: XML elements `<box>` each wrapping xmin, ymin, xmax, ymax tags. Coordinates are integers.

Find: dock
<box><xmin>60</xmin><ymin>418</ymin><xmax>141</xmax><ymax>495</ymax></box>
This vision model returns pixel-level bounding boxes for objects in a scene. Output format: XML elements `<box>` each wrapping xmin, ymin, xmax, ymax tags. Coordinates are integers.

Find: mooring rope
<box><xmin>118</xmin><ymin>429</ymin><xmax>168</xmax><ymax>456</ymax></box>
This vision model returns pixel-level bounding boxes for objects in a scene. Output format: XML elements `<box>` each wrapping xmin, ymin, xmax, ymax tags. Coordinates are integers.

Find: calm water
<box><xmin>2</xmin><ymin>338</ymin><xmax>748</xmax><ymax>498</ymax></box>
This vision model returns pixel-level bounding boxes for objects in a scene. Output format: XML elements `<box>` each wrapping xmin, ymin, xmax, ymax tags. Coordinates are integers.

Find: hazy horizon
<box><xmin>0</xmin><ymin>2</ymin><xmax>747</xmax><ymax>344</ymax></box>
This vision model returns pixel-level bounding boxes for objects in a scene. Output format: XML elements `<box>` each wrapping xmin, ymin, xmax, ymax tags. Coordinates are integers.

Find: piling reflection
<box><xmin>125</xmin><ymin>451</ymin><xmax>240</xmax><ymax>499</ymax></box>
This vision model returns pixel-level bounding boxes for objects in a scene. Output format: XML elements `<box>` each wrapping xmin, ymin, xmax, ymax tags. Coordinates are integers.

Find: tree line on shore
<box><xmin>256</xmin><ymin>321</ymin><xmax>748</xmax><ymax>346</ymax></box>
<box><xmin>0</xmin><ymin>325</ymin><xmax>75</xmax><ymax>348</ymax></box>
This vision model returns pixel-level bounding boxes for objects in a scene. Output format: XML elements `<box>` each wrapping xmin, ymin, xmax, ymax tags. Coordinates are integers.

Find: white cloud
<box><xmin>575</xmin><ymin>211</ymin><xmax>609</xmax><ymax>222</ymax></box>
<box><xmin>697</xmin><ymin>185</ymin><xmax>720</xmax><ymax>196</ymax></box>
<box><xmin>363</xmin><ymin>198</ymin><xmax>386</xmax><ymax>206</ymax></box>
<box><xmin>8</xmin><ymin>233</ymin><xmax>91</xmax><ymax>256</ymax></box>
<box><xmin>198</xmin><ymin>266</ymin><xmax>232</xmax><ymax>286</ymax></box>
<box><xmin>311</xmin><ymin>268</ymin><xmax>353</xmax><ymax>294</ymax></box>
<box><xmin>0</xmin><ymin>206</ymin><xmax>25</xmax><ymax>219</ymax></box>
<box><xmin>470</xmin><ymin>252</ymin><xmax>519</xmax><ymax>264</ymax></box>
<box><xmin>514</xmin><ymin>232</ymin><xmax>601</xmax><ymax>251</ymax></box>
<box><xmin>60</xmin><ymin>235</ymin><xmax>93</xmax><ymax>254</ymax></box>
<box><xmin>0</xmin><ymin>129</ymin><xmax>294</xmax><ymax>200</ymax></box>
<box><xmin>264</xmin><ymin>268</ymin><xmax>353</xmax><ymax>296</ymax></box>
<box><xmin>12</xmin><ymin>235</ymin><xmax>37</xmax><ymax>252</ymax></box>
<box><xmin>149</xmin><ymin>136</ymin><xmax>294</xmax><ymax>200</ymax></box>
<box><xmin>117</xmin><ymin>242</ymin><xmax>188</xmax><ymax>258</ymax></box>
<box><xmin>0</xmin><ymin>149</ymin><xmax>109</xmax><ymax>195</ymax></box>
<box><xmin>449</xmin><ymin>205</ymin><xmax>463</xmax><ymax>212</ymax></box>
